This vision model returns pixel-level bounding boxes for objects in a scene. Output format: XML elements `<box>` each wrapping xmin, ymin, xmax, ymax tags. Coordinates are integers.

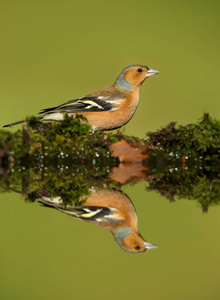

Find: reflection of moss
<box><xmin>0</xmin><ymin>115</ymin><xmax>122</xmax><ymax>204</ymax></box>
<box><xmin>147</xmin><ymin>161</ymin><xmax>220</xmax><ymax>212</ymax></box>
<box><xmin>3</xmin><ymin>113</ymin><xmax>220</xmax><ymax>168</ymax></box>
<box><xmin>145</xmin><ymin>114</ymin><xmax>220</xmax><ymax>211</ymax></box>
<box><xmin>0</xmin><ymin>160</ymin><xmax>121</xmax><ymax>205</ymax></box>
<box><xmin>1</xmin><ymin>113</ymin><xmax>220</xmax><ymax>211</ymax></box>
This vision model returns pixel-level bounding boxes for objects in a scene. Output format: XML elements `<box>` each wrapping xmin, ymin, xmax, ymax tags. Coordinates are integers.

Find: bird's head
<box><xmin>114</xmin><ymin>226</ymin><xmax>158</xmax><ymax>253</ymax></box>
<box><xmin>121</xmin><ymin>232</ymin><xmax>158</xmax><ymax>253</ymax></box>
<box><xmin>114</xmin><ymin>65</ymin><xmax>159</xmax><ymax>92</ymax></box>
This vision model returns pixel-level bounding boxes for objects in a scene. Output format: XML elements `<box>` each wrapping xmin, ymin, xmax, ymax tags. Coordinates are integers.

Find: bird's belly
<box><xmin>83</xmin><ymin>108</ymin><xmax>136</xmax><ymax>130</ymax></box>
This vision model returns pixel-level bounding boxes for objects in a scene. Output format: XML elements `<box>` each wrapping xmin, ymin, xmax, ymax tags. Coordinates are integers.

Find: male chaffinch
<box><xmin>40</xmin><ymin>189</ymin><xmax>157</xmax><ymax>253</ymax></box>
<box><xmin>4</xmin><ymin>65</ymin><xmax>159</xmax><ymax>130</ymax></box>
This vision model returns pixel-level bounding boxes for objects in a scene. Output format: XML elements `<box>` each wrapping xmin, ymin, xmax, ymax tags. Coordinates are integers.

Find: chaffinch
<box><xmin>40</xmin><ymin>189</ymin><xmax>157</xmax><ymax>253</ymax></box>
<box><xmin>4</xmin><ymin>65</ymin><xmax>159</xmax><ymax>130</ymax></box>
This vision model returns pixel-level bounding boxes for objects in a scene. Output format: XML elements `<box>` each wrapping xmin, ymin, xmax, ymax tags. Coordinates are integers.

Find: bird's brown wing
<box><xmin>39</xmin><ymin>93</ymin><xmax>126</xmax><ymax>115</ymax></box>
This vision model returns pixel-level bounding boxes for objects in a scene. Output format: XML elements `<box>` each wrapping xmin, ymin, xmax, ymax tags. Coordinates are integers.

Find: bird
<box><xmin>3</xmin><ymin>65</ymin><xmax>159</xmax><ymax>130</ymax></box>
<box><xmin>40</xmin><ymin>189</ymin><xmax>158</xmax><ymax>253</ymax></box>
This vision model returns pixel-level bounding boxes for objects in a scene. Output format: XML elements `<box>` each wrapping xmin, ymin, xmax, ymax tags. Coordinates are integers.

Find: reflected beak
<box><xmin>144</xmin><ymin>241</ymin><xmax>158</xmax><ymax>250</ymax></box>
<box><xmin>146</xmin><ymin>68</ymin><xmax>160</xmax><ymax>77</ymax></box>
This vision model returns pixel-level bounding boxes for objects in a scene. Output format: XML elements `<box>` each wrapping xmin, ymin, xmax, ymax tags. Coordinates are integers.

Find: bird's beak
<box><xmin>145</xmin><ymin>68</ymin><xmax>160</xmax><ymax>77</ymax></box>
<box><xmin>144</xmin><ymin>241</ymin><xmax>158</xmax><ymax>250</ymax></box>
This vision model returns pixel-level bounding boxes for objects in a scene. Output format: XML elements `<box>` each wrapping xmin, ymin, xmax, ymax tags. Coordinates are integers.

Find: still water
<box><xmin>0</xmin><ymin>154</ymin><xmax>220</xmax><ymax>300</ymax></box>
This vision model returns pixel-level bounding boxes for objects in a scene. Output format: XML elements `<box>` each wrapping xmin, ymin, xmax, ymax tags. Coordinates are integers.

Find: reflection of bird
<box><xmin>40</xmin><ymin>189</ymin><xmax>157</xmax><ymax>253</ymax></box>
<box><xmin>4</xmin><ymin>65</ymin><xmax>159</xmax><ymax>130</ymax></box>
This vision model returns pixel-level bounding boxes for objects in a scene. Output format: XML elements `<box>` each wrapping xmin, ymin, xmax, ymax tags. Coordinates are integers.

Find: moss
<box><xmin>147</xmin><ymin>113</ymin><xmax>220</xmax><ymax>158</ymax></box>
<box><xmin>1</xmin><ymin>113</ymin><xmax>220</xmax><ymax>211</ymax></box>
<box><xmin>0</xmin><ymin>115</ymin><xmax>124</xmax><ymax>205</ymax></box>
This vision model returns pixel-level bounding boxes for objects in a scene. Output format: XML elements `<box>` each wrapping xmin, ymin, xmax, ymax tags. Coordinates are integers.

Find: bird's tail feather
<box><xmin>38</xmin><ymin>198</ymin><xmax>85</xmax><ymax>217</ymax></box>
<box><xmin>3</xmin><ymin>119</ymin><xmax>26</xmax><ymax>128</ymax></box>
<box><xmin>3</xmin><ymin>116</ymin><xmax>43</xmax><ymax>128</ymax></box>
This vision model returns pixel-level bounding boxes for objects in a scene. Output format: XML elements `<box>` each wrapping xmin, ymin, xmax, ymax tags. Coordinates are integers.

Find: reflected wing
<box><xmin>59</xmin><ymin>205</ymin><xmax>124</xmax><ymax>225</ymax></box>
<box><xmin>39</xmin><ymin>199</ymin><xmax>123</xmax><ymax>225</ymax></box>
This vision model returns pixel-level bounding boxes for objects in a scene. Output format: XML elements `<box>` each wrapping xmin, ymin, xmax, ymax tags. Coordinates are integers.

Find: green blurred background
<box><xmin>1</xmin><ymin>1</ymin><xmax>220</xmax><ymax>299</ymax></box>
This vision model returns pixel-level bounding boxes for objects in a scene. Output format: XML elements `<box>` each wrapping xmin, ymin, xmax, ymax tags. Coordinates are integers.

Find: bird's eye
<box><xmin>137</xmin><ymin>68</ymin><xmax>143</xmax><ymax>73</ymax></box>
<box><xmin>135</xmin><ymin>246</ymin><xmax>140</xmax><ymax>250</ymax></box>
